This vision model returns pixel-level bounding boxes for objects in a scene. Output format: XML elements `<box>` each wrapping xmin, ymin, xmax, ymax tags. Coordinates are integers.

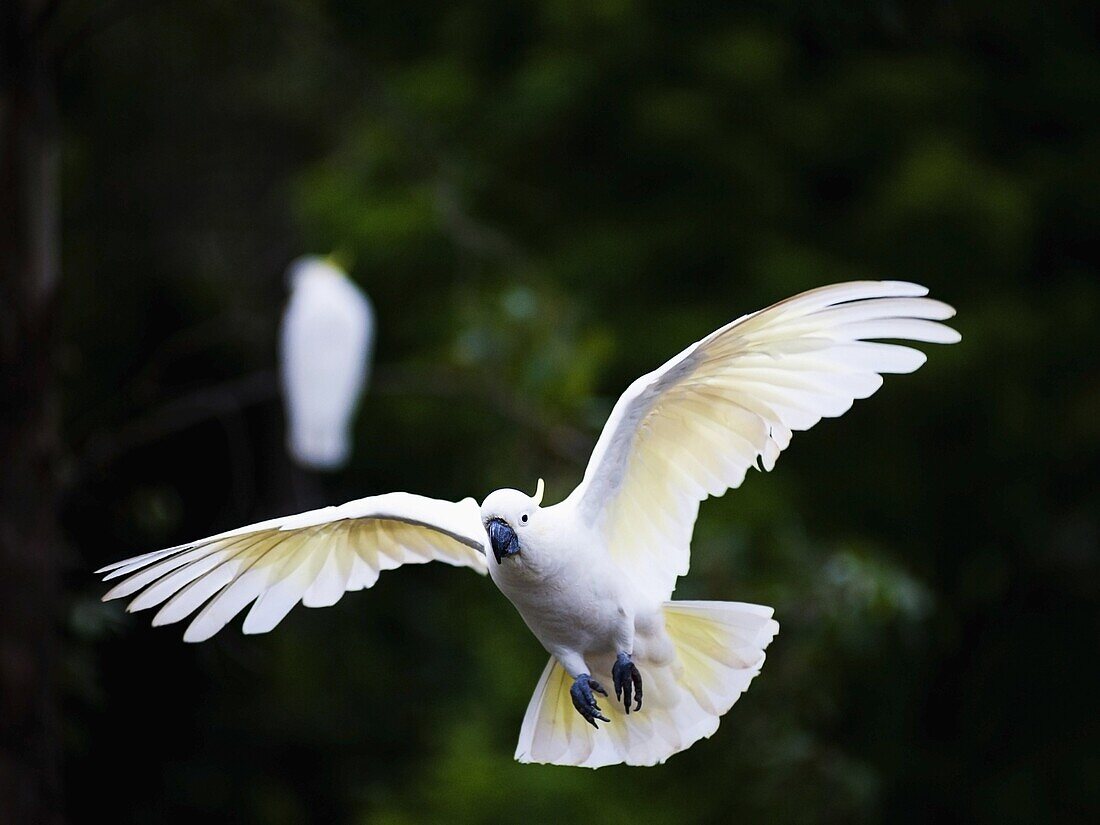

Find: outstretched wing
<box><xmin>566</xmin><ymin>281</ymin><xmax>959</xmax><ymax>604</ymax></box>
<box><xmin>98</xmin><ymin>493</ymin><xmax>487</xmax><ymax>641</ymax></box>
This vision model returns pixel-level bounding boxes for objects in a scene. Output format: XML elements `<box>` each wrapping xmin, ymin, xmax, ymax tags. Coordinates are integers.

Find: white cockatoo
<box><xmin>280</xmin><ymin>255</ymin><xmax>375</xmax><ymax>470</ymax></box>
<box><xmin>99</xmin><ymin>281</ymin><xmax>959</xmax><ymax>767</ymax></box>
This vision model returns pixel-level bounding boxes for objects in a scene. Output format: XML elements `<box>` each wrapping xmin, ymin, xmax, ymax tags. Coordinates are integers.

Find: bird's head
<box><xmin>285</xmin><ymin>254</ymin><xmax>346</xmax><ymax>291</ymax></box>
<box><xmin>480</xmin><ymin>479</ymin><xmax>544</xmax><ymax>564</ymax></box>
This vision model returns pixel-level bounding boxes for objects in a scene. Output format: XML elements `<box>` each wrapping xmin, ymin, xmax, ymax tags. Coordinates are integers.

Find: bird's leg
<box><xmin>611</xmin><ymin>606</ymin><xmax>643</xmax><ymax>713</ymax></box>
<box><xmin>570</xmin><ymin>674</ymin><xmax>610</xmax><ymax>729</ymax></box>
<box><xmin>613</xmin><ymin>652</ymin><xmax>643</xmax><ymax>713</ymax></box>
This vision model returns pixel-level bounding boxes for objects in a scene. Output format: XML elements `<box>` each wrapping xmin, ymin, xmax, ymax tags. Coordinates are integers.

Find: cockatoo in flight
<box><xmin>99</xmin><ymin>282</ymin><xmax>958</xmax><ymax>767</ymax></box>
<box><xmin>280</xmin><ymin>255</ymin><xmax>375</xmax><ymax>470</ymax></box>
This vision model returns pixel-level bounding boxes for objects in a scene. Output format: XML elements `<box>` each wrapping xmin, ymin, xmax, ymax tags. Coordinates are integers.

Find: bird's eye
<box><xmin>521</xmin><ymin>514</ymin><xmax>529</xmax><ymax>524</ymax></box>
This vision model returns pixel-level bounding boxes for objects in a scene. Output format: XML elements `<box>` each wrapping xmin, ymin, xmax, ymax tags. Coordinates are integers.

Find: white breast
<box><xmin>487</xmin><ymin>505</ymin><xmax>630</xmax><ymax>657</ymax></box>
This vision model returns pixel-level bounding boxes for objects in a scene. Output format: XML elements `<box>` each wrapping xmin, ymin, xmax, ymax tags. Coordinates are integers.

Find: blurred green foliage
<box><xmin>51</xmin><ymin>1</ymin><xmax>1098</xmax><ymax>823</ymax></box>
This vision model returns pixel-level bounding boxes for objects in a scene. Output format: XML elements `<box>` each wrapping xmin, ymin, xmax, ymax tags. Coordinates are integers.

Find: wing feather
<box><xmin>98</xmin><ymin>493</ymin><xmax>487</xmax><ymax>640</ymax></box>
<box><xmin>566</xmin><ymin>281</ymin><xmax>958</xmax><ymax>603</ymax></box>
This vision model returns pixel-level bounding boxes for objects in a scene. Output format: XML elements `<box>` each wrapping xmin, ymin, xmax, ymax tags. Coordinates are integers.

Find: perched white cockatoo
<box><xmin>280</xmin><ymin>255</ymin><xmax>374</xmax><ymax>470</ymax></box>
<box><xmin>99</xmin><ymin>282</ymin><xmax>959</xmax><ymax>767</ymax></box>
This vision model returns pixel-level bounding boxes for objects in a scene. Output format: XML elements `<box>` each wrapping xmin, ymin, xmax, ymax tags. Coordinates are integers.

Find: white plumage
<box><xmin>100</xmin><ymin>281</ymin><xmax>959</xmax><ymax>767</ymax></box>
<box><xmin>98</xmin><ymin>494</ymin><xmax>485</xmax><ymax>643</ymax></box>
<box><xmin>568</xmin><ymin>280</ymin><xmax>959</xmax><ymax>605</ymax></box>
<box><xmin>280</xmin><ymin>256</ymin><xmax>375</xmax><ymax>470</ymax></box>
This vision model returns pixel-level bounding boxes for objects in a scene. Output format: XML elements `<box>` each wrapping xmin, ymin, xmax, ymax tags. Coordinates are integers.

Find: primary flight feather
<box><xmin>99</xmin><ymin>281</ymin><xmax>959</xmax><ymax>767</ymax></box>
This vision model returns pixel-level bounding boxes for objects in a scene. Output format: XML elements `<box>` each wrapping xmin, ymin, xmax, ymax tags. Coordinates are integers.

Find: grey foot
<box><xmin>613</xmin><ymin>652</ymin><xmax>643</xmax><ymax>713</ymax></box>
<box><xmin>570</xmin><ymin>674</ymin><xmax>610</xmax><ymax>729</ymax></box>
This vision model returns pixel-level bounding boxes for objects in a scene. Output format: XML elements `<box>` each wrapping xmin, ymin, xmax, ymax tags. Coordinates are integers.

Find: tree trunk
<box><xmin>0</xmin><ymin>2</ymin><xmax>64</xmax><ymax>822</ymax></box>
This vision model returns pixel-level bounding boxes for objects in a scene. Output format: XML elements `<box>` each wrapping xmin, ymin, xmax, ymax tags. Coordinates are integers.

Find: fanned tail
<box><xmin>515</xmin><ymin>600</ymin><xmax>778</xmax><ymax>767</ymax></box>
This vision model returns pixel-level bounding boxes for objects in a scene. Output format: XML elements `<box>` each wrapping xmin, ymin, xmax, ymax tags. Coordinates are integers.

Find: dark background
<box><xmin>2</xmin><ymin>1</ymin><xmax>1098</xmax><ymax>823</ymax></box>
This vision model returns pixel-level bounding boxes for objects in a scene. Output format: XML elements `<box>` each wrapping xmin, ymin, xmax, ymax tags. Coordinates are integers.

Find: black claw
<box><xmin>613</xmin><ymin>652</ymin><xmax>644</xmax><ymax>714</ymax></box>
<box><xmin>570</xmin><ymin>674</ymin><xmax>610</xmax><ymax>728</ymax></box>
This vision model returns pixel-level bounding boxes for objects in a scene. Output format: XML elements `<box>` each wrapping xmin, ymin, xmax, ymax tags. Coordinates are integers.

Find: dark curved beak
<box><xmin>487</xmin><ymin>518</ymin><xmax>520</xmax><ymax>564</ymax></box>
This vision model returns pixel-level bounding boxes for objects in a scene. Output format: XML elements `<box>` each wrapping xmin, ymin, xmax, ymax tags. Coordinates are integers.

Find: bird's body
<box><xmin>479</xmin><ymin>487</ymin><xmax>777</xmax><ymax>766</ymax></box>
<box><xmin>98</xmin><ymin>281</ymin><xmax>959</xmax><ymax>768</ymax></box>
<box><xmin>484</xmin><ymin>494</ymin><xmax>639</xmax><ymax>677</ymax></box>
<box><xmin>280</xmin><ymin>255</ymin><xmax>374</xmax><ymax>470</ymax></box>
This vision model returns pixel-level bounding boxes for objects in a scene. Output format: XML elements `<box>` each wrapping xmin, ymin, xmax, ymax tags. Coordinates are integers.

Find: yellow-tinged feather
<box><xmin>99</xmin><ymin>493</ymin><xmax>487</xmax><ymax>639</ymax></box>
<box><xmin>515</xmin><ymin>601</ymin><xmax>779</xmax><ymax>767</ymax></box>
